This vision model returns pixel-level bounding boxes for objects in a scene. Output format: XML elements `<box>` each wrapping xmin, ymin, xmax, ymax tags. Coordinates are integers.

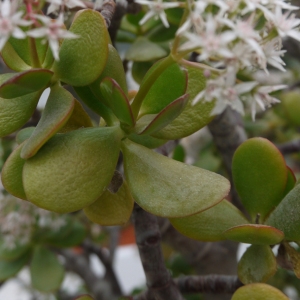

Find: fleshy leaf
<box><xmin>266</xmin><ymin>184</ymin><xmax>300</xmax><ymax>241</ymax></box>
<box><xmin>281</xmin><ymin>91</ymin><xmax>300</xmax><ymax>126</ymax></box>
<box><xmin>138</xmin><ymin>60</ymin><xmax>187</xmax><ymax>117</ymax></box>
<box><xmin>23</xmin><ymin>127</ymin><xmax>122</xmax><ymax>213</ymax></box>
<box><xmin>0</xmin><ymin>240</ymin><xmax>30</xmax><ymax>262</ymax></box>
<box><xmin>121</xmin><ymin>139</ymin><xmax>230</xmax><ymax>218</ymax></box>
<box><xmin>223</xmin><ymin>224</ymin><xmax>284</xmax><ymax>245</ymax></box>
<box><xmin>152</xmin><ymin>64</ymin><xmax>215</xmax><ymax>140</ymax></box>
<box><xmin>127</xmin><ymin>132</ymin><xmax>167</xmax><ymax>149</ymax></box>
<box><xmin>16</xmin><ymin>127</ymin><xmax>35</xmax><ymax>144</ymax></box>
<box><xmin>232</xmin><ymin>284</ymin><xmax>289</xmax><ymax>300</ymax></box>
<box><xmin>0</xmin><ymin>251</ymin><xmax>30</xmax><ymax>281</ymax></box>
<box><xmin>125</xmin><ymin>37</ymin><xmax>167</xmax><ymax>62</ymax></box>
<box><xmin>53</xmin><ymin>9</ymin><xmax>109</xmax><ymax>86</ymax></box>
<box><xmin>100</xmin><ymin>78</ymin><xmax>134</xmax><ymax>127</ymax></box>
<box><xmin>170</xmin><ymin>200</ymin><xmax>248</xmax><ymax>242</ymax></box>
<box><xmin>30</xmin><ymin>246</ymin><xmax>64</xmax><ymax>292</ymax></box>
<box><xmin>139</xmin><ymin>94</ymin><xmax>189</xmax><ymax>135</ymax></box>
<box><xmin>281</xmin><ymin>166</ymin><xmax>296</xmax><ymax>199</ymax></box>
<box><xmin>21</xmin><ymin>85</ymin><xmax>75</xmax><ymax>159</ymax></box>
<box><xmin>238</xmin><ymin>244</ymin><xmax>277</xmax><ymax>284</ymax></box>
<box><xmin>84</xmin><ymin>180</ymin><xmax>134</xmax><ymax>225</ymax></box>
<box><xmin>1</xmin><ymin>143</ymin><xmax>26</xmax><ymax>200</ymax></box>
<box><xmin>74</xmin><ymin>296</ymin><xmax>94</xmax><ymax>300</ymax></box>
<box><xmin>0</xmin><ymin>69</ymin><xmax>53</xmax><ymax>99</ymax></box>
<box><xmin>232</xmin><ymin>137</ymin><xmax>287</xmax><ymax>221</ymax></box>
<box><xmin>283</xmin><ymin>242</ymin><xmax>300</xmax><ymax>278</ymax></box>
<box><xmin>132</xmin><ymin>61</ymin><xmax>153</xmax><ymax>84</ymax></box>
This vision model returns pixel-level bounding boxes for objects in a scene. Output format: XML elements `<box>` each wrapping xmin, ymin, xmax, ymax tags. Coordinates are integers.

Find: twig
<box><xmin>277</xmin><ymin>139</ymin><xmax>300</xmax><ymax>155</ymax></box>
<box><xmin>100</xmin><ymin>0</ymin><xmax>116</xmax><ymax>28</ymax></box>
<box><xmin>132</xmin><ymin>204</ymin><xmax>184</xmax><ymax>300</ymax></box>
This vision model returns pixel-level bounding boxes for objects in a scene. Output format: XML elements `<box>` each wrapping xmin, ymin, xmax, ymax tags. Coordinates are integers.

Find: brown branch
<box><xmin>100</xmin><ymin>0</ymin><xmax>117</xmax><ymax>28</ymax></box>
<box><xmin>132</xmin><ymin>204</ymin><xmax>184</xmax><ymax>300</ymax></box>
<box><xmin>277</xmin><ymin>139</ymin><xmax>300</xmax><ymax>155</ymax></box>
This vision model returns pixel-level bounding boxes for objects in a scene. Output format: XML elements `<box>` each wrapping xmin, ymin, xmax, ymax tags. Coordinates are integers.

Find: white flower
<box><xmin>135</xmin><ymin>0</ymin><xmax>180</xmax><ymax>28</ymax></box>
<box><xmin>46</xmin><ymin>0</ymin><xmax>86</xmax><ymax>15</ymax></box>
<box><xmin>27</xmin><ymin>14</ymin><xmax>79</xmax><ymax>60</ymax></box>
<box><xmin>262</xmin><ymin>38</ymin><xmax>286</xmax><ymax>72</ymax></box>
<box><xmin>0</xmin><ymin>0</ymin><xmax>32</xmax><ymax>50</ymax></box>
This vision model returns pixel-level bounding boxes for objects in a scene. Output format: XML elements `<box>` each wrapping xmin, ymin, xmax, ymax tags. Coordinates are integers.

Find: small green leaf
<box><xmin>53</xmin><ymin>9</ymin><xmax>109</xmax><ymax>86</ymax></box>
<box><xmin>170</xmin><ymin>200</ymin><xmax>249</xmax><ymax>241</ymax></box>
<box><xmin>139</xmin><ymin>94</ymin><xmax>189</xmax><ymax>135</ymax></box>
<box><xmin>30</xmin><ymin>246</ymin><xmax>64</xmax><ymax>292</ymax></box>
<box><xmin>127</xmin><ymin>132</ymin><xmax>167</xmax><ymax>149</ymax></box>
<box><xmin>132</xmin><ymin>61</ymin><xmax>153</xmax><ymax>84</ymax></box>
<box><xmin>84</xmin><ymin>180</ymin><xmax>134</xmax><ymax>226</ymax></box>
<box><xmin>16</xmin><ymin>127</ymin><xmax>35</xmax><ymax>144</ymax></box>
<box><xmin>232</xmin><ymin>284</ymin><xmax>289</xmax><ymax>300</ymax></box>
<box><xmin>232</xmin><ymin>137</ymin><xmax>287</xmax><ymax>221</ymax></box>
<box><xmin>281</xmin><ymin>91</ymin><xmax>300</xmax><ymax>126</ymax></box>
<box><xmin>223</xmin><ymin>224</ymin><xmax>284</xmax><ymax>245</ymax></box>
<box><xmin>238</xmin><ymin>245</ymin><xmax>277</xmax><ymax>284</ymax></box>
<box><xmin>0</xmin><ymin>69</ymin><xmax>53</xmax><ymax>99</ymax></box>
<box><xmin>74</xmin><ymin>295</ymin><xmax>94</xmax><ymax>300</ymax></box>
<box><xmin>100</xmin><ymin>78</ymin><xmax>134</xmax><ymax>127</ymax></box>
<box><xmin>1</xmin><ymin>143</ymin><xmax>26</xmax><ymax>200</ymax></box>
<box><xmin>121</xmin><ymin>139</ymin><xmax>230</xmax><ymax>218</ymax></box>
<box><xmin>0</xmin><ymin>240</ymin><xmax>30</xmax><ymax>262</ymax></box>
<box><xmin>138</xmin><ymin>60</ymin><xmax>187</xmax><ymax>117</ymax></box>
<box><xmin>172</xmin><ymin>144</ymin><xmax>185</xmax><ymax>162</ymax></box>
<box><xmin>23</xmin><ymin>127</ymin><xmax>122</xmax><ymax>213</ymax></box>
<box><xmin>0</xmin><ymin>250</ymin><xmax>30</xmax><ymax>281</ymax></box>
<box><xmin>125</xmin><ymin>37</ymin><xmax>167</xmax><ymax>61</ymax></box>
<box><xmin>21</xmin><ymin>85</ymin><xmax>75</xmax><ymax>159</ymax></box>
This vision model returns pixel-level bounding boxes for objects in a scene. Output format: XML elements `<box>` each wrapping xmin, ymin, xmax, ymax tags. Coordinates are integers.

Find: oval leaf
<box><xmin>223</xmin><ymin>224</ymin><xmax>284</xmax><ymax>245</ymax></box>
<box><xmin>281</xmin><ymin>166</ymin><xmax>296</xmax><ymax>199</ymax></box>
<box><xmin>23</xmin><ymin>127</ymin><xmax>122</xmax><ymax>213</ymax></box>
<box><xmin>0</xmin><ymin>240</ymin><xmax>30</xmax><ymax>262</ymax></box>
<box><xmin>21</xmin><ymin>85</ymin><xmax>75</xmax><ymax>159</ymax></box>
<box><xmin>232</xmin><ymin>284</ymin><xmax>289</xmax><ymax>300</ymax></box>
<box><xmin>1</xmin><ymin>143</ymin><xmax>26</xmax><ymax>200</ymax></box>
<box><xmin>281</xmin><ymin>91</ymin><xmax>300</xmax><ymax>126</ymax></box>
<box><xmin>170</xmin><ymin>200</ymin><xmax>248</xmax><ymax>241</ymax></box>
<box><xmin>16</xmin><ymin>127</ymin><xmax>35</xmax><ymax>144</ymax></box>
<box><xmin>232</xmin><ymin>137</ymin><xmax>287</xmax><ymax>221</ymax></box>
<box><xmin>127</xmin><ymin>132</ymin><xmax>167</xmax><ymax>149</ymax></box>
<box><xmin>0</xmin><ymin>69</ymin><xmax>53</xmax><ymax>99</ymax></box>
<box><xmin>30</xmin><ymin>246</ymin><xmax>64</xmax><ymax>292</ymax></box>
<box><xmin>121</xmin><ymin>139</ymin><xmax>230</xmax><ymax>218</ymax></box>
<box><xmin>238</xmin><ymin>244</ymin><xmax>277</xmax><ymax>284</ymax></box>
<box><xmin>53</xmin><ymin>9</ymin><xmax>109</xmax><ymax>86</ymax></box>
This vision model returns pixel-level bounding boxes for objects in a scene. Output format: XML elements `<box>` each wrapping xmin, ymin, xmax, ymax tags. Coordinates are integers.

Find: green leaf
<box><xmin>125</xmin><ymin>37</ymin><xmax>167</xmax><ymax>62</ymax></box>
<box><xmin>84</xmin><ymin>180</ymin><xmax>134</xmax><ymax>225</ymax></box>
<box><xmin>1</xmin><ymin>143</ymin><xmax>26</xmax><ymax>200</ymax></box>
<box><xmin>121</xmin><ymin>139</ymin><xmax>230</xmax><ymax>218</ymax></box>
<box><xmin>132</xmin><ymin>61</ymin><xmax>153</xmax><ymax>84</ymax></box>
<box><xmin>170</xmin><ymin>200</ymin><xmax>248</xmax><ymax>241</ymax></box>
<box><xmin>0</xmin><ymin>250</ymin><xmax>30</xmax><ymax>281</ymax></box>
<box><xmin>232</xmin><ymin>284</ymin><xmax>289</xmax><ymax>300</ymax></box>
<box><xmin>281</xmin><ymin>91</ymin><xmax>300</xmax><ymax>126</ymax></box>
<box><xmin>100</xmin><ymin>78</ymin><xmax>134</xmax><ymax>127</ymax></box>
<box><xmin>281</xmin><ymin>166</ymin><xmax>296</xmax><ymax>199</ymax></box>
<box><xmin>16</xmin><ymin>127</ymin><xmax>35</xmax><ymax>144</ymax></box>
<box><xmin>172</xmin><ymin>144</ymin><xmax>185</xmax><ymax>162</ymax></box>
<box><xmin>266</xmin><ymin>184</ymin><xmax>300</xmax><ymax>241</ymax></box>
<box><xmin>127</xmin><ymin>132</ymin><xmax>167</xmax><ymax>149</ymax></box>
<box><xmin>138</xmin><ymin>60</ymin><xmax>187</xmax><ymax>117</ymax></box>
<box><xmin>7</xmin><ymin>36</ymin><xmax>32</xmax><ymax>66</ymax></box>
<box><xmin>74</xmin><ymin>295</ymin><xmax>94</xmax><ymax>300</ymax></box>
<box><xmin>53</xmin><ymin>9</ymin><xmax>109</xmax><ymax>86</ymax></box>
<box><xmin>232</xmin><ymin>137</ymin><xmax>287</xmax><ymax>221</ymax></box>
<box><xmin>30</xmin><ymin>246</ymin><xmax>64</xmax><ymax>292</ymax></box>
<box><xmin>223</xmin><ymin>224</ymin><xmax>284</xmax><ymax>245</ymax></box>
<box><xmin>23</xmin><ymin>127</ymin><xmax>122</xmax><ymax>213</ymax></box>
<box><xmin>0</xmin><ymin>69</ymin><xmax>53</xmax><ymax>99</ymax></box>
<box><xmin>21</xmin><ymin>85</ymin><xmax>75</xmax><ymax>159</ymax></box>
<box><xmin>152</xmin><ymin>64</ymin><xmax>214</xmax><ymax>140</ymax></box>
<box><xmin>0</xmin><ymin>240</ymin><xmax>30</xmax><ymax>262</ymax></box>
<box><xmin>238</xmin><ymin>244</ymin><xmax>277</xmax><ymax>284</ymax></box>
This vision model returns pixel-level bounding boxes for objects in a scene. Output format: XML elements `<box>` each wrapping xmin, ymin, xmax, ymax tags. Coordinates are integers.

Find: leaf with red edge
<box><xmin>0</xmin><ymin>69</ymin><xmax>53</xmax><ymax>99</ymax></box>
<box><xmin>100</xmin><ymin>77</ymin><xmax>134</xmax><ymax>127</ymax></box>
<box><xmin>138</xmin><ymin>94</ymin><xmax>189</xmax><ymax>135</ymax></box>
<box><xmin>21</xmin><ymin>85</ymin><xmax>75</xmax><ymax>159</ymax></box>
<box><xmin>232</xmin><ymin>137</ymin><xmax>287</xmax><ymax>221</ymax></box>
<box><xmin>281</xmin><ymin>166</ymin><xmax>296</xmax><ymax>199</ymax></box>
<box><xmin>223</xmin><ymin>224</ymin><xmax>284</xmax><ymax>245</ymax></box>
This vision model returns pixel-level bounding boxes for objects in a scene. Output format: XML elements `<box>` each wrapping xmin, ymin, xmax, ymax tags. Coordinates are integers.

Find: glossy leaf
<box><xmin>152</xmin><ymin>64</ymin><xmax>214</xmax><ymax>140</ymax></box>
<box><xmin>30</xmin><ymin>246</ymin><xmax>64</xmax><ymax>292</ymax></box>
<box><xmin>266</xmin><ymin>183</ymin><xmax>300</xmax><ymax>241</ymax></box>
<box><xmin>127</xmin><ymin>132</ymin><xmax>167</xmax><ymax>149</ymax></box>
<box><xmin>0</xmin><ymin>251</ymin><xmax>30</xmax><ymax>281</ymax></box>
<box><xmin>121</xmin><ymin>139</ymin><xmax>230</xmax><ymax>218</ymax></box>
<box><xmin>238</xmin><ymin>245</ymin><xmax>277</xmax><ymax>284</ymax></box>
<box><xmin>84</xmin><ymin>180</ymin><xmax>134</xmax><ymax>226</ymax></box>
<box><xmin>100</xmin><ymin>78</ymin><xmax>134</xmax><ymax>127</ymax></box>
<box><xmin>0</xmin><ymin>69</ymin><xmax>53</xmax><ymax>99</ymax></box>
<box><xmin>16</xmin><ymin>127</ymin><xmax>35</xmax><ymax>144</ymax></box>
<box><xmin>1</xmin><ymin>143</ymin><xmax>26</xmax><ymax>200</ymax></box>
<box><xmin>232</xmin><ymin>137</ymin><xmax>287</xmax><ymax>221</ymax></box>
<box><xmin>23</xmin><ymin>127</ymin><xmax>122</xmax><ymax>213</ymax></box>
<box><xmin>138</xmin><ymin>60</ymin><xmax>187</xmax><ymax>117</ymax></box>
<box><xmin>21</xmin><ymin>85</ymin><xmax>75</xmax><ymax>159</ymax></box>
<box><xmin>125</xmin><ymin>37</ymin><xmax>167</xmax><ymax>62</ymax></box>
<box><xmin>0</xmin><ymin>240</ymin><xmax>30</xmax><ymax>261</ymax></box>
<box><xmin>53</xmin><ymin>9</ymin><xmax>109</xmax><ymax>86</ymax></box>
<box><xmin>170</xmin><ymin>200</ymin><xmax>248</xmax><ymax>241</ymax></box>
<box><xmin>232</xmin><ymin>284</ymin><xmax>288</xmax><ymax>300</ymax></box>
<box><xmin>223</xmin><ymin>224</ymin><xmax>284</xmax><ymax>245</ymax></box>
<box><xmin>139</xmin><ymin>94</ymin><xmax>189</xmax><ymax>135</ymax></box>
